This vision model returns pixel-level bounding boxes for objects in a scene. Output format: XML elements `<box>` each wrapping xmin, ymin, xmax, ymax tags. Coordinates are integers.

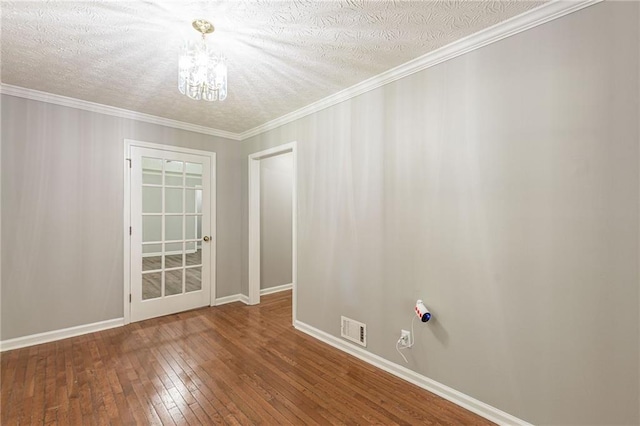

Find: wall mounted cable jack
<box><xmin>396</xmin><ymin>299</ymin><xmax>433</xmax><ymax>363</ymax></box>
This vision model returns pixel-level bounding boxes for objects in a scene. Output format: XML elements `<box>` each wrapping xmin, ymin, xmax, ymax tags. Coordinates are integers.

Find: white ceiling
<box><xmin>1</xmin><ymin>1</ymin><xmax>545</xmax><ymax>135</ymax></box>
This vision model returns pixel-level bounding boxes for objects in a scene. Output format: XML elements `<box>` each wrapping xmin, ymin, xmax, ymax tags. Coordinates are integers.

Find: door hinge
<box><xmin>126</xmin><ymin>158</ymin><xmax>132</xmax><ymax>168</ymax></box>
<box><xmin>129</xmin><ymin>226</ymin><xmax>132</xmax><ymax>235</ymax></box>
<box><xmin>129</xmin><ymin>294</ymin><xmax>132</xmax><ymax>303</ymax></box>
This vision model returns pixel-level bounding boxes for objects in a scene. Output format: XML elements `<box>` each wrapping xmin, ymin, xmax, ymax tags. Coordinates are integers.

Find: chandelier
<box><xmin>178</xmin><ymin>19</ymin><xmax>227</xmax><ymax>101</ymax></box>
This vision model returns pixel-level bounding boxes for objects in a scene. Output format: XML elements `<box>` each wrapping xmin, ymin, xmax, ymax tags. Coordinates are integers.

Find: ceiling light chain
<box><xmin>178</xmin><ymin>19</ymin><xmax>227</xmax><ymax>102</ymax></box>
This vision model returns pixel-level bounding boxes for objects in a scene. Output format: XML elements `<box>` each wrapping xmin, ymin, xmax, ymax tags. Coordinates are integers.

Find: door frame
<box><xmin>123</xmin><ymin>139</ymin><xmax>217</xmax><ymax>325</ymax></box>
<box><xmin>248</xmin><ymin>142</ymin><xmax>298</xmax><ymax>325</ymax></box>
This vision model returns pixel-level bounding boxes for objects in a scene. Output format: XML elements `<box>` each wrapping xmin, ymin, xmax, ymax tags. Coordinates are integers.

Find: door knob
<box><xmin>203</xmin><ymin>236</ymin><xmax>210</xmax><ymax>242</ymax></box>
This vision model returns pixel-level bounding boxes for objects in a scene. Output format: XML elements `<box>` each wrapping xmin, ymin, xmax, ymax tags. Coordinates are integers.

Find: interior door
<box><xmin>130</xmin><ymin>146</ymin><xmax>212</xmax><ymax>322</ymax></box>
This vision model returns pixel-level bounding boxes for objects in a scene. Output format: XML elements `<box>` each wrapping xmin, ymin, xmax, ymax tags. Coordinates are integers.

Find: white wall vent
<box><xmin>341</xmin><ymin>316</ymin><xmax>367</xmax><ymax>347</ymax></box>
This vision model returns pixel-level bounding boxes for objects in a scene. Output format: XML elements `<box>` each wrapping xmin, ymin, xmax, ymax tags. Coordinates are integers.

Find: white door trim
<box><xmin>123</xmin><ymin>139</ymin><xmax>217</xmax><ymax>325</ymax></box>
<box><xmin>248</xmin><ymin>142</ymin><xmax>298</xmax><ymax>325</ymax></box>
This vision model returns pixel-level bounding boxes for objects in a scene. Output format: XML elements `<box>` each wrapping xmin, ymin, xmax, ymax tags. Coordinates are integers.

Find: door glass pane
<box><xmin>185</xmin><ymin>190</ymin><xmax>202</xmax><ymax>214</ymax></box>
<box><xmin>165</xmin><ymin>160</ymin><xmax>183</xmax><ymax>186</ymax></box>
<box><xmin>142</xmin><ymin>158</ymin><xmax>163</xmax><ymax>184</ymax></box>
<box><xmin>142</xmin><ymin>243</ymin><xmax>162</xmax><ymax>271</ymax></box>
<box><xmin>185</xmin><ymin>190</ymin><xmax>196</xmax><ymax>213</ymax></box>
<box><xmin>185</xmin><ymin>216</ymin><xmax>197</xmax><ymax>240</ymax></box>
<box><xmin>165</xmin><ymin>242</ymin><xmax>183</xmax><ymax>252</ymax></box>
<box><xmin>142</xmin><ymin>216</ymin><xmax>161</xmax><ymax>242</ymax></box>
<box><xmin>196</xmin><ymin>190</ymin><xmax>202</xmax><ymax>214</ymax></box>
<box><xmin>142</xmin><ymin>187</ymin><xmax>162</xmax><ymax>213</ymax></box>
<box><xmin>165</xmin><ymin>255</ymin><xmax>183</xmax><ymax>268</ymax></box>
<box><xmin>165</xmin><ymin>216</ymin><xmax>183</xmax><ymax>241</ymax></box>
<box><xmin>186</xmin><ymin>248</ymin><xmax>201</xmax><ymax>266</ymax></box>
<box><xmin>143</xmin><ymin>171</ymin><xmax>162</xmax><ymax>185</ymax></box>
<box><xmin>165</xmin><ymin>270</ymin><xmax>183</xmax><ymax>296</ymax></box>
<box><xmin>165</xmin><ymin>188</ymin><xmax>183</xmax><ymax>214</ymax></box>
<box><xmin>165</xmin><ymin>242</ymin><xmax>183</xmax><ymax>268</ymax></box>
<box><xmin>142</xmin><ymin>243</ymin><xmax>162</xmax><ymax>256</ymax></box>
<box><xmin>142</xmin><ymin>272</ymin><xmax>161</xmax><ymax>300</ymax></box>
<box><xmin>186</xmin><ymin>267</ymin><xmax>202</xmax><ymax>292</ymax></box>
<box><xmin>186</xmin><ymin>163</ymin><xmax>203</xmax><ymax>188</ymax></box>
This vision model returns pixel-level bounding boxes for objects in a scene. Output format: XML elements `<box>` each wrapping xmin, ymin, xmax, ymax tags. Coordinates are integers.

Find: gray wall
<box><xmin>260</xmin><ymin>153</ymin><xmax>293</xmax><ymax>289</ymax></box>
<box><xmin>1</xmin><ymin>95</ymin><xmax>242</xmax><ymax>340</ymax></box>
<box><xmin>241</xmin><ymin>2</ymin><xmax>640</xmax><ymax>425</ymax></box>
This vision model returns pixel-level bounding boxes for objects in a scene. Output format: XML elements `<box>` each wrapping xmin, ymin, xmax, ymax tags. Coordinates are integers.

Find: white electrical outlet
<box><xmin>399</xmin><ymin>329</ymin><xmax>411</xmax><ymax>347</ymax></box>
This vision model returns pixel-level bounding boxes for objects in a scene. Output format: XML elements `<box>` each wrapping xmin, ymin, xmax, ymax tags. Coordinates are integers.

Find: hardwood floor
<box><xmin>1</xmin><ymin>291</ymin><xmax>493</xmax><ymax>425</ymax></box>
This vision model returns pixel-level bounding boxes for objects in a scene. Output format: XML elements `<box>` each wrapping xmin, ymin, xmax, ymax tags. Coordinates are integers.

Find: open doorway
<box><xmin>260</xmin><ymin>153</ymin><xmax>293</xmax><ymax>294</ymax></box>
<box><xmin>248</xmin><ymin>142</ymin><xmax>297</xmax><ymax>325</ymax></box>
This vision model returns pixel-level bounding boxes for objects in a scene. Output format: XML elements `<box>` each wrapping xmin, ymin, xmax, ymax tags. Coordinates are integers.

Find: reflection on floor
<box><xmin>141</xmin><ymin>250</ymin><xmax>202</xmax><ymax>299</ymax></box>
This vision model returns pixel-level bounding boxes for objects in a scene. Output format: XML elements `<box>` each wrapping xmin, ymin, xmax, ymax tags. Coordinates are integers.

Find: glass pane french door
<box><xmin>130</xmin><ymin>146</ymin><xmax>212</xmax><ymax>322</ymax></box>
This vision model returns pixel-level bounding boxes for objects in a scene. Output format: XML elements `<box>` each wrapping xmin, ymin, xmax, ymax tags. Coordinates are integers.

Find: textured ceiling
<box><xmin>1</xmin><ymin>0</ymin><xmax>545</xmax><ymax>134</ymax></box>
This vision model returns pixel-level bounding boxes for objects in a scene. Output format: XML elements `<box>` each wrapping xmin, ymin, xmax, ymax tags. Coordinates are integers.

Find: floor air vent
<box><xmin>341</xmin><ymin>316</ymin><xmax>367</xmax><ymax>347</ymax></box>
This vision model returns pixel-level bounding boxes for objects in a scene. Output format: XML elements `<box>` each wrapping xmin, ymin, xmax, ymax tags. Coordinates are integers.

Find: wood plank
<box><xmin>1</xmin><ymin>291</ymin><xmax>493</xmax><ymax>425</ymax></box>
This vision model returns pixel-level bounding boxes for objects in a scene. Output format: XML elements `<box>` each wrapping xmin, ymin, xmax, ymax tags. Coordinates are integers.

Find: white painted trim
<box><xmin>123</xmin><ymin>141</ymin><xmax>132</xmax><ymax>325</ymax></box>
<box><xmin>249</xmin><ymin>143</ymin><xmax>297</xmax><ymax>160</ymax></box>
<box><xmin>260</xmin><ymin>283</ymin><xmax>293</xmax><ymax>296</ymax></box>
<box><xmin>125</xmin><ymin>139</ymin><xmax>219</xmax><ymax>157</ymax></box>
<box><xmin>291</xmin><ymin>145</ymin><xmax>298</xmax><ymax>326</ymax></box>
<box><xmin>209</xmin><ymin>154</ymin><xmax>218</xmax><ymax>308</ymax></box>
<box><xmin>0</xmin><ymin>318</ymin><xmax>124</xmax><ymax>352</ymax></box>
<box><xmin>294</xmin><ymin>320</ymin><xmax>532</xmax><ymax>426</ymax></box>
<box><xmin>123</xmin><ymin>139</ymin><xmax>217</xmax><ymax>323</ymax></box>
<box><xmin>247</xmin><ymin>142</ymin><xmax>298</xmax><ymax>326</ymax></box>
<box><xmin>248</xmin><ymin>156</ymin><xmax>261</xmax><ymax>305</ymax></box>
<box><xmin>215</xmin><ymin>286</ymin><xmax>290</xmax><ymax>306</ymax></box>
<box><xmin>214</xmin><ymin>294</ymin><xmax>250</xmax><ymax>306</ymax></box>
<box><xmin>0</xmin><ymin>84</ymin><xmax>240</xmax><ymax>140</ymax></box>
<box><xmin>239</xmin><ymin>0</ymin><xmax>602</xmax><ymax>140</ymax></box>
<box><xmin>0</xmin><ymin>85</ymin><xmax>2</xmax><ymax>340</ymax></box>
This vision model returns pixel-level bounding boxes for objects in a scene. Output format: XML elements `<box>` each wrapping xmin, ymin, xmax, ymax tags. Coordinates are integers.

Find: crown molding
<box><xmin>1</xmin><ymin>0</ymin><xmax>601</xmax><ymax>142</ymax></box>
<box><xmin>0</xmin><ymin>84</ymin><xmax>242</xmax><ymax>141</ymax></box>
<box><xmin>238</xmin><ymin>0</ymin><xmax>602</xmax><ymax>141</ymax></box>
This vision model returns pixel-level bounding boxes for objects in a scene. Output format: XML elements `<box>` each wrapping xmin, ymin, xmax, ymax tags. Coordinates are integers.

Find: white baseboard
<box><xmin>215</xmin><ymin>285</ymin><xmax>291</xmax><ymax>306</ymax></box>
<box><xmin>260</xmin><ymin>283</ymin><xmax>292</xmax><ymax>296</ymax></box>
<box><xmin>294</xmin><ymin>320</ymin><xmax>532</xmax><ymax>426</ymax></box>
<box><xmin>0</xmin><ymin>318</ymin><xmax>124</xmax><ymax>352</ymax></box>
<box><xmin>215</xmin><ymin>293</ymin><xmax>250</xmax><ymax>306</ymax></box>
